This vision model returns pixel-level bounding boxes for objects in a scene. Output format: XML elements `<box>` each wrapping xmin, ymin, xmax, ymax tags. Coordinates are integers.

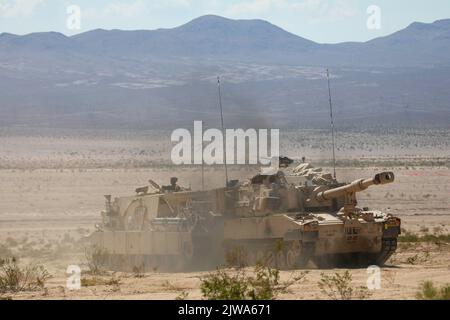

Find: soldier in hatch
<box><xmin>162</xmin><ymin>177</ymin><xmax>182</xmax><ymax>192</ymax></box>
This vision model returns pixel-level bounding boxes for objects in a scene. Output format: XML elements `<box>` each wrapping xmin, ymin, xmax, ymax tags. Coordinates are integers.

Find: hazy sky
<box><xmin>1</xmin><ymin>0</ymin><xmax>450</xmax><ymax>43</ymax></box>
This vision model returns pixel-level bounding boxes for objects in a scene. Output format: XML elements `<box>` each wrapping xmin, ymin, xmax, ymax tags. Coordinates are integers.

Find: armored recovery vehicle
<box><xmin>89</xmin><ymin>163</ymin><xmax>401</xmax><ymax>271</ymax></box>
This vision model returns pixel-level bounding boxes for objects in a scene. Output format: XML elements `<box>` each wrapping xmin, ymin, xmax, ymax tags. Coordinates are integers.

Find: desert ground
<box><xmin>0</xmin><ymin>128</ymin><xmax>449</xmax><ymax>300</ymax></box>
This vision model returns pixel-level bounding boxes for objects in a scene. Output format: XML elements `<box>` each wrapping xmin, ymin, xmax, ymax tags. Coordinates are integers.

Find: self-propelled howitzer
<box><xmin>221</xmin><ymin>169</ymin><xmax>401</xmax><ymax>268</ymax></box>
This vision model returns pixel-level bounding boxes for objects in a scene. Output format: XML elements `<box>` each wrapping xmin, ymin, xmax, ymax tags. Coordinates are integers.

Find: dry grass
<box><xmin>84</xmin><ymin>246</ymin><xmax>108</xmax><ymax>275</ymax></box>
<box><xmin>0</xmin><ymin>257</ymin><xmax>51</xmax><ymax>293</ymax></box>
<box><xmin>80</xmin><ymin>276</ymin><xmax>120</xmax><ymax>287</ymax></box>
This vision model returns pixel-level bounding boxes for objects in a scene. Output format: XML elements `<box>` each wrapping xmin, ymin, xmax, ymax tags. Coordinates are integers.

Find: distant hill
<box><xmin>0</xmin><ymin>15</ymin><xmax>449</xmax><ymax>129</ymax></box>
<box><xmin>324</xmin><ymin>19</ymin><xmax>450</xmax><ymax>67</ymax></box>
<box><xmin>69</xmin><ymin>15</ymin><xmax>317</xmax><ymax>60</ymax></box>
<box><xmin>2</xmin><ymin>15</ymin><xmax>450</xmax><ymax>66</ymax></box>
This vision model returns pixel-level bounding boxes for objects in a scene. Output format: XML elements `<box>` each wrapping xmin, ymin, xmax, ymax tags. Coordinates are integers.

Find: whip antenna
<box><xmin>217</xmin><ymin>76</ymin><xmax>229</xmax><ymax>187</ymax></box>
<box><xmin>326</xmin><ymin>69</ymin><xmax>337</xmax><ymax>179</ymax></box>
<box><xmin>201</xmin><ymin>139</ymin><xmax>205</xmax><ymax>190</ymax></box>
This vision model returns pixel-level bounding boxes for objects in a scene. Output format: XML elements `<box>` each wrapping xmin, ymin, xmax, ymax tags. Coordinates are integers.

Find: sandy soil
<box><xmin>0</xmin><ymin>131</ymin><xmax>450</xmax><ymax>299</ymax></box>
<box><xmin>0</xmin><ymin>165</ymin><xmax>449</xmax><ymax>300</ymax></box>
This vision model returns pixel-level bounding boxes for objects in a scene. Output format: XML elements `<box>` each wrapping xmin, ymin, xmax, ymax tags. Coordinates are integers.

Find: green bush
<box><xmin>398</xmin><ymin>232</ymin><xmax>419</xmax><ymax>242</ymax></box>
<box><xmin>416</xmin><ymin>281</ymin><xmax>450</xmax><ymax>300</ymax></box>
<box><xmin>318</xmin><ymin>271</ymin><xmax>371</xmax><ymax>300</ymax></box>
<box><xmin>200</xmin><ymin>264</ymin><xmax>283</xmax><ymax>300</ymax></box>
<box><xmin>398</xmin><ymin>232</ymin><xmax>450</xmax><ymax>243</ymax></box>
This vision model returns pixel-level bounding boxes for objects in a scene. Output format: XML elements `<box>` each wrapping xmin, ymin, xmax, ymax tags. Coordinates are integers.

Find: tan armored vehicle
<box><xmin>89</xmin><ymin>177</ymin><xmax>226</xmax><ymax>271</ymax></box>
<box><xmin>222</xmin><ymin>164</ymin><xmax>400</xmax><ymax>269</ymax></box>
<box><xmin>89</xmin><ymin>163</ymin><xmax>401</xmax><ymax>271</ymax></box>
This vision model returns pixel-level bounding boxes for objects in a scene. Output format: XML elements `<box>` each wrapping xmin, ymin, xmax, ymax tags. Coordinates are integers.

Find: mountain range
<box><xmin>0</xmin><ymin>15</ymin><xmax>449</xmax><ymax>129</ymax></box>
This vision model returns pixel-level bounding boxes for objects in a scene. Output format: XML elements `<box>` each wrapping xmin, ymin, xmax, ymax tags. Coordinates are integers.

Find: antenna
<box><xmin>201</xmin><ymin>139</ymin><xmax>205</xmax><ymax>191</ymax></box>
<box><xmin>326</xmin><ymin>69</ymin><xmax>337</xmax><ymax>180</ymax></box>
<box><xmin>217</xmin><ymin>76</ymin><xmax>229</xmax><ymax>187</ymax></box>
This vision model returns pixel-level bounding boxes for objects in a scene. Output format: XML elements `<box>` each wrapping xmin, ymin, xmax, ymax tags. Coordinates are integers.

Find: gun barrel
<box><xmin>148</xmin><ymin>179</ymin><xmax>161</xmax><ymax>191</ymax></box>
<box><xmin>316</xmin><ymin>172</ymin><xmax>394</xmax><ymax>202</ymax></box>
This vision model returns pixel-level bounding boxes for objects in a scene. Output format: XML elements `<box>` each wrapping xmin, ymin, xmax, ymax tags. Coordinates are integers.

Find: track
<box><xmin>375</xmin><ymin>238</ymin><xmax>398</xmax><ymax>265</ymax></box>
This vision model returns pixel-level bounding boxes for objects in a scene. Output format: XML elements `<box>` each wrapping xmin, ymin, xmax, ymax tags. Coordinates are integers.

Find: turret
<box><xmin>316</xmin><ymin>172</ymin><xmax>395</xmax><ymax>214</ymax></box>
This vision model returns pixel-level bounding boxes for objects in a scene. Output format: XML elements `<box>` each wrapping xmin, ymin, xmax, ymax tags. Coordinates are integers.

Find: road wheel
<box><xmin>285</xmin><ymin>249</ymin><xmax>298</xmax><ymax>269</ymax></box>
<box><xmin>284</xmin><ymin>240</ymin><xmax>308</xmax><ymax>269</ymax></box>
<box><xmin>276</xmin><ymin>251</ymin><xmax>286</xmax><ymax>270</ymax></box>
<box><xmin>265</xmin><ymin>250</ymin><xmax>276</xmax><ymax>268</ymax></box>
<box><xmin>297</xmin><ymin>242</ymin><xmax>314</xmax><ymax>268</ymax></box>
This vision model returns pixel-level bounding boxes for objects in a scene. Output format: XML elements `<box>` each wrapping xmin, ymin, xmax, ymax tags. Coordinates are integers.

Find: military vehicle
<box><xmin>89</xmin><ymin>162</ymin><xmax>401</xmax><ymax>271</ymax></box>
<box><xmin>89</xmin><ymin>177</ymin><xmax>226</xmax><ymax>271</ymax></box>
<box><xmin>222</xmin><ymin>164</ymin><xmax>400</xmax><ymax>269</ymax></box>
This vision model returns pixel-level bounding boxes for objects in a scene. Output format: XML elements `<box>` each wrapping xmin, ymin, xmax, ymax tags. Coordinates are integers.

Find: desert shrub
<box><xmin>200</xmin><ymin>268</ymin><xmax>251</xmax><ymax>300</ymax></box>
<box><xmin>200</xmin><ymin>263</ymin><xmax>286</xmax><ymax>300</ymax></box>
<box><xmin>175</xmin><ymin>291</ymin><xmax>189</xmax><ymax>300</ymax></box>
<box><xmin>398</xmin><ymin>232</ymin><xmax>450</xmax><ymax>244</ymax></box>
<box><xmin>132</xmin><ymin>264</ymin><xmax>145</xmax><ymax>278</ymax></box>
<box><xmin>0</xmin><ymin>257</ymin><xmax>51</xmax><ymax>293</ymax></box>
<box><xmin>318</xmin><ymin>271</ymin><xmax>371</xmax><ymax>300</ymax></box>
<box><xmin>247</xmin><ymin>264</ymin><xmax>281</xmax><ymax>300</ymax></box>
<box><xmin>406</xmin><ymin>254</ymin><xmax>420</xmax><ymax>265</ymax></box>
<box><xmin>81</xmin><ymin>276</ymin><xmax>120</xmax><ymax>287</ymax></box>
<box><xmin>85</xmin><ymin>246</ymin><xmax>108</xmax><ymax>274</ymax></box>
<box><xmin>421</xmin><ymin>234</ymin><xmax>450</xmax><ymax>243</ymax></box>
<box><xmin>398</xmin><ymin>232</ymin><xmax>419</xmax><ymax>242</ymax></box>
<box><xmin>416</xmin><ymin>281</ymin><xmax>450</xmax><ymax>300</ymax></box>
